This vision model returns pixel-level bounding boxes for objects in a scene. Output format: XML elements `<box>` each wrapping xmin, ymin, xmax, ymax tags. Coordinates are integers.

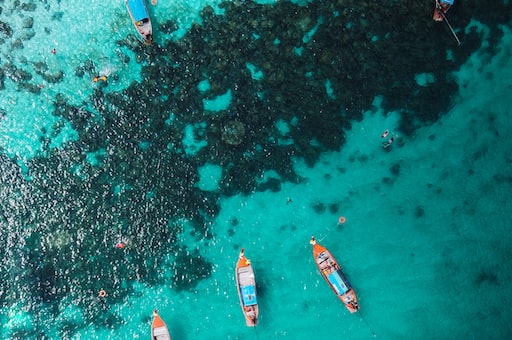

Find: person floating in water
<box><xmin>382</xmin><ymin>134</ymin><xmax>396</xmax><ymax>149</ymax></box>
<box><xmin>93</xmin><ymin>70</ymin><xmax>111</xmax><ymax>84</ymax></box>
<box><xmin>93</xmin><ymin>74</ymin><xmax>108</xmax><ymax>83</ymax></box>
<box><xmin>433</xmin><ymin>0</ymin><xmax>454</xmax><ymax>21</ymax></box>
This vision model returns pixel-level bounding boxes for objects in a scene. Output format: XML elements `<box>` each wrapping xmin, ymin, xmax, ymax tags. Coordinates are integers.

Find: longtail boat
<box><xmin>310</xmin><ymin>236</ymin><xmax>360</xmax><ymax>313</ymax></box>
<box><xmin>235</xmin><ymin>248</ymin><xmax>259</xmax><ymax>326</ymax></box>
<box><xmin>433</xmin><ymin>0</ymin><xmax>461</xmax><ymax>45</ymax></box>
<box><xmin>151</xmin><ymin>310</ymin><xmax>171</xmax><ymax>340</ymax></box>
<box><xmin>433</xmin><ymin>0</ymin><xmax>453</xmax><ymax>21</ymax></box>
<box><xmin>125</xmin><ymin>0</ymin><xmax>153</xmax><ymax>44</ymax></box>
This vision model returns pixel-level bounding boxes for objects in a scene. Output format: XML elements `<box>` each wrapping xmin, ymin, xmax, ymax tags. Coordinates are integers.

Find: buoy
<box><xmin>98</xmin><ymin>289</ymin><xmax>107</xmax><ymax>298</ymax></box>
<box><xmin>338</xmin><ymin>216</ymin><xmax>347</xmax><ymax>224</ymax></box>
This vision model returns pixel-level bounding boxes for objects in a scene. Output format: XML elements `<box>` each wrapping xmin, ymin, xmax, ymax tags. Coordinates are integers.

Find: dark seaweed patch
<box><xmin>311</xmin><ymin>201</ymin><xmax>326</xmax><ymax>214</ymax></box>
<box><xmin>172</xmin><ymin>248</ymin><xmax>213</xmax><ymax>292</ymax></box>
<box><xmin>414</xmin><ymin>205</ymin><xmax>425</xmax><ymax>218</ymax></box>
<box><xmin>382</xmin><ymin>176</ymin><xmax>395</xmax><ymax>185</ymax></box>
<box><xmin>390</xmin><ymin>163</ymin><xmax>400</xmax><ymax>177</ymax></box>
<box><xmin>475</xmin><ymin>269</ymin><xmax>499</xmax><ymax>286</ymax></box>
<box><xmin>328</xmin><ymin>203</ymin><xmax>339</xmax><ymax>214</ymax></box>
<box><xmin>256</xmin><ymin>177</ymin><xmax>281</xmax><ymax>192</ymax></box>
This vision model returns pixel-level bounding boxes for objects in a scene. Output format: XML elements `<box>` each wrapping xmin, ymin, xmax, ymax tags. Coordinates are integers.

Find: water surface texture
<box><xmin>1</xmin><ymin>0</ymin><xmax>511</xmax><ymax>339</ymax></box>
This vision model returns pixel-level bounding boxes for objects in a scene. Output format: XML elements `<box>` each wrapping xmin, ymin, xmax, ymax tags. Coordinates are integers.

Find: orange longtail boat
<box><xmin>235</xmin><ymin>248</ymin><xmax>259</xmax><ymax>326</ymax></box>
<box><xmin>310</xmin><ymin>236</ymin><xmax>360</xmax><ymax>313</ymax></box>
<box><xmin>151</xmin><ymin>309</ymin><xmax>171</xmax><ymax>340</ymax></box>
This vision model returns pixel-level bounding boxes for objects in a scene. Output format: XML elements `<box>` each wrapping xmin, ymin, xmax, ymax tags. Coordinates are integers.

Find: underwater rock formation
<box><xmin>221</xmin><ymin>120</ymin><xmax>246</xmax><ymax>146</ymax></box>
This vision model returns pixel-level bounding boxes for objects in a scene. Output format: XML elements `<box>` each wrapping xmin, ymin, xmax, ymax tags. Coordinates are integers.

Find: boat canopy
<box><xmin>328</xmin><ymin>270</ymin><xmax>351</xmax><ymax>295</ymax></box>
<box><xmin>127</xmin><ymin>0</ymin><xmax>149</xmax><ymax>22</ymax></box>
<box><xmin>241</xmin><ymin>285</ymin><xmax>257</xmax><ymax>306</ymax></box>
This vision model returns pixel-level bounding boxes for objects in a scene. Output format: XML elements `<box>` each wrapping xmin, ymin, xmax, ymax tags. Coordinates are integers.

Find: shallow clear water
<box><xmin>1</xmin><ymin>1</ymin><xmax>511</xmax><ymax>339</ymax></box>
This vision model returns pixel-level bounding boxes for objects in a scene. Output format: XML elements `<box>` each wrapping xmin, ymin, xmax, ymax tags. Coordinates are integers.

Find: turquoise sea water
<box><xmin>1</xmin><ymin>0</ymin><xmax>512</xmax><ymax>339</ymax></box>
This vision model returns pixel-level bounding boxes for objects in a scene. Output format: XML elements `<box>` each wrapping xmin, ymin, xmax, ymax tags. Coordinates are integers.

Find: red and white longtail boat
<box><xmin>235</xmin><ymin>248</ymin><xmax>259</xmax><ymax>326</ymax></box>
<box><xmin>151</xmin><ymin>309</ymin><xmax>171</xmax><ymax>340</ymax></box>
<box><xmin>310</xmin><ymin>236</ymin><xmax>360</xmax><ymax>313</ymax></box>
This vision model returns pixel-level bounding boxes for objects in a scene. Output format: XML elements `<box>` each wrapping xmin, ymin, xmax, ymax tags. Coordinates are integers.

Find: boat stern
<box><xmin>341</xmin><ymin>288</ymin><xmax>360</xmax><ymax>313</ymax></box>
<box><xmin>136</xmin><ymin>19</ymin><xmax>153</xmax><ymax>44</ymax></box>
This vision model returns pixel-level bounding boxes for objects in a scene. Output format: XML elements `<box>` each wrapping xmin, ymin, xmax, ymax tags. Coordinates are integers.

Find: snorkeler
<box><xmin>93</xmin><ymin>70</ymin><xmax>111</xmax><ymax>83</ymax></box>
<box><xmin>382</xmin><ymin>134</ymin><xmax>395</xmax><ymax>148</ymax></box>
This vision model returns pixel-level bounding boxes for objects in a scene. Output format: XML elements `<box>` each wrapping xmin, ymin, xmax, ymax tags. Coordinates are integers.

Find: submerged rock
<box><xmin>22</xmin><ymin>17</ymin><xmax>34</xmax><ymax>29</ymax></box>
<box><xmin>221</xmin><ymin>120</ymin><xmax>245</xmax><ymax>146</ymax></box>
<box><xmin>0</xmin><ymin>20</ymin><xmax>13</xmax><ymax>38</ymax></box>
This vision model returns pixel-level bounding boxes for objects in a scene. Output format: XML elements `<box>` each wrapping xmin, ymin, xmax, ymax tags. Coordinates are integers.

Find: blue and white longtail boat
<box><xmin>125</xmin><ymin>0</ymin><xmax>153</xmax><ymax>44</ymax></box>
<box><xmin>235</xmin><ymin>248</ymin><xmax>259</xmax><ymax>326</ymax></box>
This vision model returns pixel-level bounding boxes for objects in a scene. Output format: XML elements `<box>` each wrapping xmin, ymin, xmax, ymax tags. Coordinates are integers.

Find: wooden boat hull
<box><xmin>125</xmin><ymin>0</ymin><xmax>153</xmax><ymax>44</ymax></box>
<box><xmin>433</xmin><ymin>0</ymin><xmax>453</xmax><ymax>21</ymax></box>
<box><xmin>235</xmin><ymin>248</ymin><xmax>259</xmax><ymax>326</ymax></box>
<box><xmin>311</xmin><ymin>236</ymin><xmax>359</xmax><ymax>313</ymax></box>
<box><xmin>151</xmin><ymin>310</ymin><xmax>171</xmax><ymax>340</ymax></box>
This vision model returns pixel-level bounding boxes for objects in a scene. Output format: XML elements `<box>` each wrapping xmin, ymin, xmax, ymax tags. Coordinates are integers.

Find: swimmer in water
<box><xmin>382</xmin><ymin>134</ymin><xmax>396</xmax><ymax>148</ymax></box>
<box><xmin>93</xmin><ymin>70</ymin><xmax>111</xmax><ymax>83</ymax></box>
<box><xmin>115</xmin><ymin>242</ymin><xmax>125</xmax><ymax>249</ymax></box>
